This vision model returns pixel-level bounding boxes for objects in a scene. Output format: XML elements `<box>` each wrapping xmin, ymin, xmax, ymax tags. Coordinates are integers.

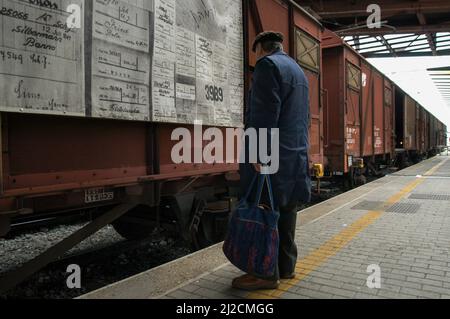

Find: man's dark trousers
<box><xmin>258</xmin><ymin>202</ymin><xmax>298</xmax><ymax>281</ymax></box>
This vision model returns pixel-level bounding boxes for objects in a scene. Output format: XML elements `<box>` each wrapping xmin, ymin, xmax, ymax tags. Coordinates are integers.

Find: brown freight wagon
<box><xmin>395</xmin><ymin>90</ymin><xmax>414</xmax><ymax>149</ymax></box>
<box><xmin>395</xmin><ymin>88</ymin><xmax>417</xmax><ymax>163</ymax></box>
<box><xmin>321</xmin><ymin>30</ymin><xmax>394</xmax><ymax>184</ymax></box>
<box><xmin>427</xmin><ymin>112</ymin><xmax>432</xmax><ymax>153</ymax></box>
<box><xmin>0</xmin><ymin>0</ymin><xmax>324</xmax><ymax>240</ymax></box>
<box><xmin>427</xmin><ymin>110</ymin><xmax>438</xmax><ymax>155</ymax></box>
<box><xmin>445</xmin><ymin>125</ymin><xmax>448</xmax><ymax>148</ymax></box>
<box><xmin>428</xmin><ymin>114</ymin><xmax>439</xmax><ymax>155</ymax></box>
<box><xmin>393</xmin><ymin>87</ymin><xmax>442</xmax><ymax>164</ymax></box>
<box><xmin>0</xmin><ymin>0</ymin><xmax>323</xmax><ymax>291</ymax></box>
<box><xmin>445</xmin><ymin>126</ymin><xmax>449</xmax><ymax>150</ymax></box>
<box><xmin>438</xmin><ymin>122</ymin><xmax>448</xmax><ymax>149</ymax></box>
<box><xmin>431</xmin><ymin>115</ymin><xmax>447</xmax><ymax>154</ymax></box>
<box><xmin>419</xmin><ymin>107</ymin><xmax>429</xmax><ymax>155</ymax></box>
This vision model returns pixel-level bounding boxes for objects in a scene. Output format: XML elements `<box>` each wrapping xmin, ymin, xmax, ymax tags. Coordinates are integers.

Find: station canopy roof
<box><xmin>296</xmin><ymin>0</ymin><xmax>450</xmax><ymax>58</ymax></box>
<box><xmin>428</xmin><ymin>66</ymin><xmax>450</xmax><ymax>108</ymax></box>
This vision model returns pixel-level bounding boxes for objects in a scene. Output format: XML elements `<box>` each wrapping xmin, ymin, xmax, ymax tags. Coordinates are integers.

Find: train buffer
<box><xmin>81</xmin><ymin>154</ymin><xmax>450</xmax><ymax>300</ymax></box>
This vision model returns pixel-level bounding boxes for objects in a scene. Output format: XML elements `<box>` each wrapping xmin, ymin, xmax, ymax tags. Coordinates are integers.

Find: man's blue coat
<box><xmin>240</xmin><ymin>50</ymin><xmax>311</xmax><ymax>208</ymax></box>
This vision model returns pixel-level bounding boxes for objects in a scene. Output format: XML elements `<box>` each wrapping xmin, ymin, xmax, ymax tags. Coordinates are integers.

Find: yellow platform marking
<box><xmin>247</xmin><ymin>158</ymin><xmax>448</xmax><ymax>299</ymax></box>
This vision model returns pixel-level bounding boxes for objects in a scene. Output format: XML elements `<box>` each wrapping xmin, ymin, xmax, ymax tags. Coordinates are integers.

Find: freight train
<box><xmin>0</xmin><ymin>0</ymin><xmax>447</xmax><ymax>281</ymax></box>
<box><xmin>321</xmin><ymin>30</ymin><xmax>448</xmax><ymax>186</ymax></box>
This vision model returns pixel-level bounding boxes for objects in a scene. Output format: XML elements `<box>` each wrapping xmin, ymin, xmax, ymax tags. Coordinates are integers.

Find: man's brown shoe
<box><xmin>232</xmin><ymin>274</ymin><xmax>280</xmax><ymax>291</ymax></box>
<box><xmin>280</xmin><ymin>273</ymin><xmax>296</xmax><ymax>280</ymax></box>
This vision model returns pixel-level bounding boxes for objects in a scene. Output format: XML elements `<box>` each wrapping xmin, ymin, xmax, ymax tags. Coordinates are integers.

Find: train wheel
<box><xmin>112</xmin><ymin>206</ymin><xmax>157</xmax><ymax>240</ymax></box>
<box><xmin>353</xmin><ymin>174</ymin><xmax>367</xmax><ymax>186</ymax></box>
<box><xmin>344</xmin><ymin>168</ymin><xmax>367</xmax><ymax>190</ymax></box>
<box><xmin>191</xmin><ymin>219</ymin><xmax>213</xmax><ymax>250</ymax></box>
<box><xmin>112</xmin><ymin>220</ymin><xmax>155</xmax><ymax>240</ymax></box>
<box><xmin>190</xmin><ymin>200</ymin><xmax>231</xmax><ymax>251</ymax></box>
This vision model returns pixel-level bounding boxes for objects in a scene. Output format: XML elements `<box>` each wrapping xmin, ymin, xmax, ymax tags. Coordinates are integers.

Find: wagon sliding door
<box><xmin>373</xmin><ymin>72</ymin><xmax>385</xmax><ymax>155</ymax></box>
<box><xmin>345</xmin><ymin>61</ymin><xmax>362</xmax><ymax>168</ymax></box>
<box><xmin>361</xmin><ymin>63</ymin><xmax>374</xmax><ymax>157</ymax></box>
<box><xmin>295</xmin><ymin>29</ymin><xmax>322</xmax><ymax>167</ymax></box>
<box><xmin>404</xmin><ymin>96</ymin><xmax>417</xmax><ymax>150</ymax></box>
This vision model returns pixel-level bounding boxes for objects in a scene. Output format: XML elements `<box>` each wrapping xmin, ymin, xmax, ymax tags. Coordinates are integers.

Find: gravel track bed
<box><xmin>0</xmin><ymin>223</ymin><xmax>190</xmax><ymax>299</ymax></box>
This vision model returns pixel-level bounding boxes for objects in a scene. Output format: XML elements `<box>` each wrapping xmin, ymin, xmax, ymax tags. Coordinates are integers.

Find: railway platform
<box><xmin>81</xmin><ymin>154</ymin><xmax>450</xmax><ymax>299</ymax></box>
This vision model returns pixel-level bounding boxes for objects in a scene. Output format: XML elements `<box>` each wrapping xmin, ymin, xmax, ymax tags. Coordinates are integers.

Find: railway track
<box><xmin>0</xmin><ymin>221</ymin><xmax>189</xmax><ymax>299</ymax></box>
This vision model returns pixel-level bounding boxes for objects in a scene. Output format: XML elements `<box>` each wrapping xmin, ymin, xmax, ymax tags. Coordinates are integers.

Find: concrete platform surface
<box><xmin>81</xmin><ymin>155</ymin><xmax>450</xmax><ymax>299</ymax></box>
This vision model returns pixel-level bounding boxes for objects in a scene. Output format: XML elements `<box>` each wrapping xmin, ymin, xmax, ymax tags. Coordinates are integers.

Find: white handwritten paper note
<box><xmin>0</xmin><ymin>0</ymin><xmax>85</xmax><ymax>116</ymax></box>
<box><xmin>91</xmin><ymin>0</ymin><xmax>152</xmax><ymax>121</ymax></box>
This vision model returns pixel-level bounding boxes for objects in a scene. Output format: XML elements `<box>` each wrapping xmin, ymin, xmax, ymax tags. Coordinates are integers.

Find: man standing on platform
<box><xmin>233</xmin><ymin>31</ymin><xmax>311</xmax><ymax>291</ymax></box>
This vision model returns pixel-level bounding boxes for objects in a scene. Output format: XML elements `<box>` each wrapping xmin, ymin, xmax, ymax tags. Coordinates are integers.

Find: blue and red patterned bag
<box><xmin>223</xmin><ymin>173</ymin><xmax>280</xmax><ymax>278</ymax></box>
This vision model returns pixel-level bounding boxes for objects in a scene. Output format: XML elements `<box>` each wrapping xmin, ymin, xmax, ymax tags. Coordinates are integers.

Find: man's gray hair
<box><xmin>261</xmin><ymin>41</ymin><xmax>284</xmax><ymax>53</ymax></box>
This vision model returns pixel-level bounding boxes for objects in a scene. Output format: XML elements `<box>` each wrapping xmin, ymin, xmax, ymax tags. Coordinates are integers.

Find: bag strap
<box><xmin>254</xmin><ymin>173</ymin><xmax>276</xmax><ymax>210</ymax></box>
<box><xmin>241</xmin><ymin>173</ymin><xmax>258</xmax><ymax>204</ymax></box>
<box><xmin>253</xmin><ymin>174</ymin><xmax>266</xmax><ymax>206</ymax></box>
<box><xmin>241</xmin><ymin>171</ymin><xmax>277</xmax><ymax>210</ymax></box>
<box><xmin>264</xmin><ymin>174</ymin><xmax>276</xmax><ymax>210</ymax></box>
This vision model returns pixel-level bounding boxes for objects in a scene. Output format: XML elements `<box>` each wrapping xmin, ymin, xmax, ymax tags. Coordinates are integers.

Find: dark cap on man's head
<box><xmin>252</xmin><ymin>31</ymin><xmax>284</xmax><ymax>52</ymax></box>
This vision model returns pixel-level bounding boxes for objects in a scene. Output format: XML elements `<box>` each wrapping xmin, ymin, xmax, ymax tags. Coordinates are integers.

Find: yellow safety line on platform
<box><xmin>247</xmin><ymin>158</ymin><xmax>448</xmax><ymax>299</ymax></box>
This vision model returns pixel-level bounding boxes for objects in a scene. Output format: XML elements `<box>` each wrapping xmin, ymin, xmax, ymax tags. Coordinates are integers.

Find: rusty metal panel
<box><xmin>423</xmin><ymin>108</ymin><xmax>428</xmax><ymax>152</ymax></box>
<box><xmin>345</xmin><ymin>92</ymin><xmax>361</xmax><ymax>158</ymax></box>
<box><xmin>323</xmin><ymin>47</ymin><xmax>345</xmax><ymax>172</ymax></box>
<box><xmin>437</xmin><ymin>121</ymin><xmax>442</xmax><ymax>146</ymax></box>
<box><xmin>307</xmin><ymin>71</ymin><xmax>322</xmax><ymax>165</ymax></box>
<box><xmin>361</xmin><ymin>63</ymin><xmax>373</xmax><ymax>157</ymax></box>
<box><xmin>443</xmin><ymin>124</ymin><xmax>448</xmax><ymax>146</ymax></box>
<box><xmin>373</xmin><ymin>71</ymin><xmax>384</xmax><ymax>155</ymax></box>
<box><xmin>157</xmin><ymin>124</ymin><xmax>237</xmax><ymax>175</ymax></box>
<box><xmin>321</xmin><ymin>29</ymin><xmax>344</xmax><ymax>49</ymax></box>
<box><xmin>4</xmin><ymin>114</ymin><xmax>148</xmax><ymax>190</ymax></box>
<box><xmin>434</xmin><ymin>117</ymin><xmax>439</xmax><ymax>148</ymax></box>
<box><xmin>345</xmin><ymin>48</ymin><xmax>360</xmax><ymax>68</ymax></box>
<box><xmin>294</xmin><ymin>28</ymin><xmax>323</xmax><ymax>166</ymax></box>
<box><xmin>341</xmin><ymin>46</ymin><xmax>362</xmax><ymax>168</ymax></box>
<box><xmin>422</xmin><ymin>109</ymin><xmax>427</xmax><ymax>152</ymax></box>
<box><xmin>394</xmin><ymin>88</ymin><xmax>405</xmax><ymax>149</ymax></box>
<box><xmin>346</xmin><ymin>123</ymin><xmax>361</xmax><ymax>159</ymax></box>
<box><xmin>415</xmin><ymin>104</ymin><xmax>421</xmax><ymax>151</ymax></box>
<box><xmin>438</xmin><ymin>122</ymin><xmax>443</xmax><ymax>146</ymax></box>
<box><xmin>248</xmin><ymin>0</ymin><xmax>290</xmax><ymax>68</ymax></box>
<box><xmin>418</xmin><ymin>106</ymin><xmax>424</xmax><ymax>152</ymax></box>
<box><xmin>293</xmin><ymin>6</ymin><xmax>321</xmax><ymax>40</ymax></box>
<box><xmin>345</xmin><ymin>59</ymin><xmax>361</xmax><ymax>161</ymax></box>
<box><xmin>429</xmin><ymin>115</ymin><xmax>437</xmax><ymax>149</ymax></box>
<box><xmin>323</xmin><ymin>44</ymin><xmax>362</xmax><ymax>173</ymax></box>
<box><xmin>428</xmin><ymin>114</ymin><xmax>432</xmax><ymax>149</ymax></box>
<box><xmin>404</xmin><ymin>96</ymin><xmax>417</xmax><ymax>150</ymax></box>
<box><xmin>247</xmin><ymin>2</ymin><xmax>259</xmax><ymax>68</ymax></box>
